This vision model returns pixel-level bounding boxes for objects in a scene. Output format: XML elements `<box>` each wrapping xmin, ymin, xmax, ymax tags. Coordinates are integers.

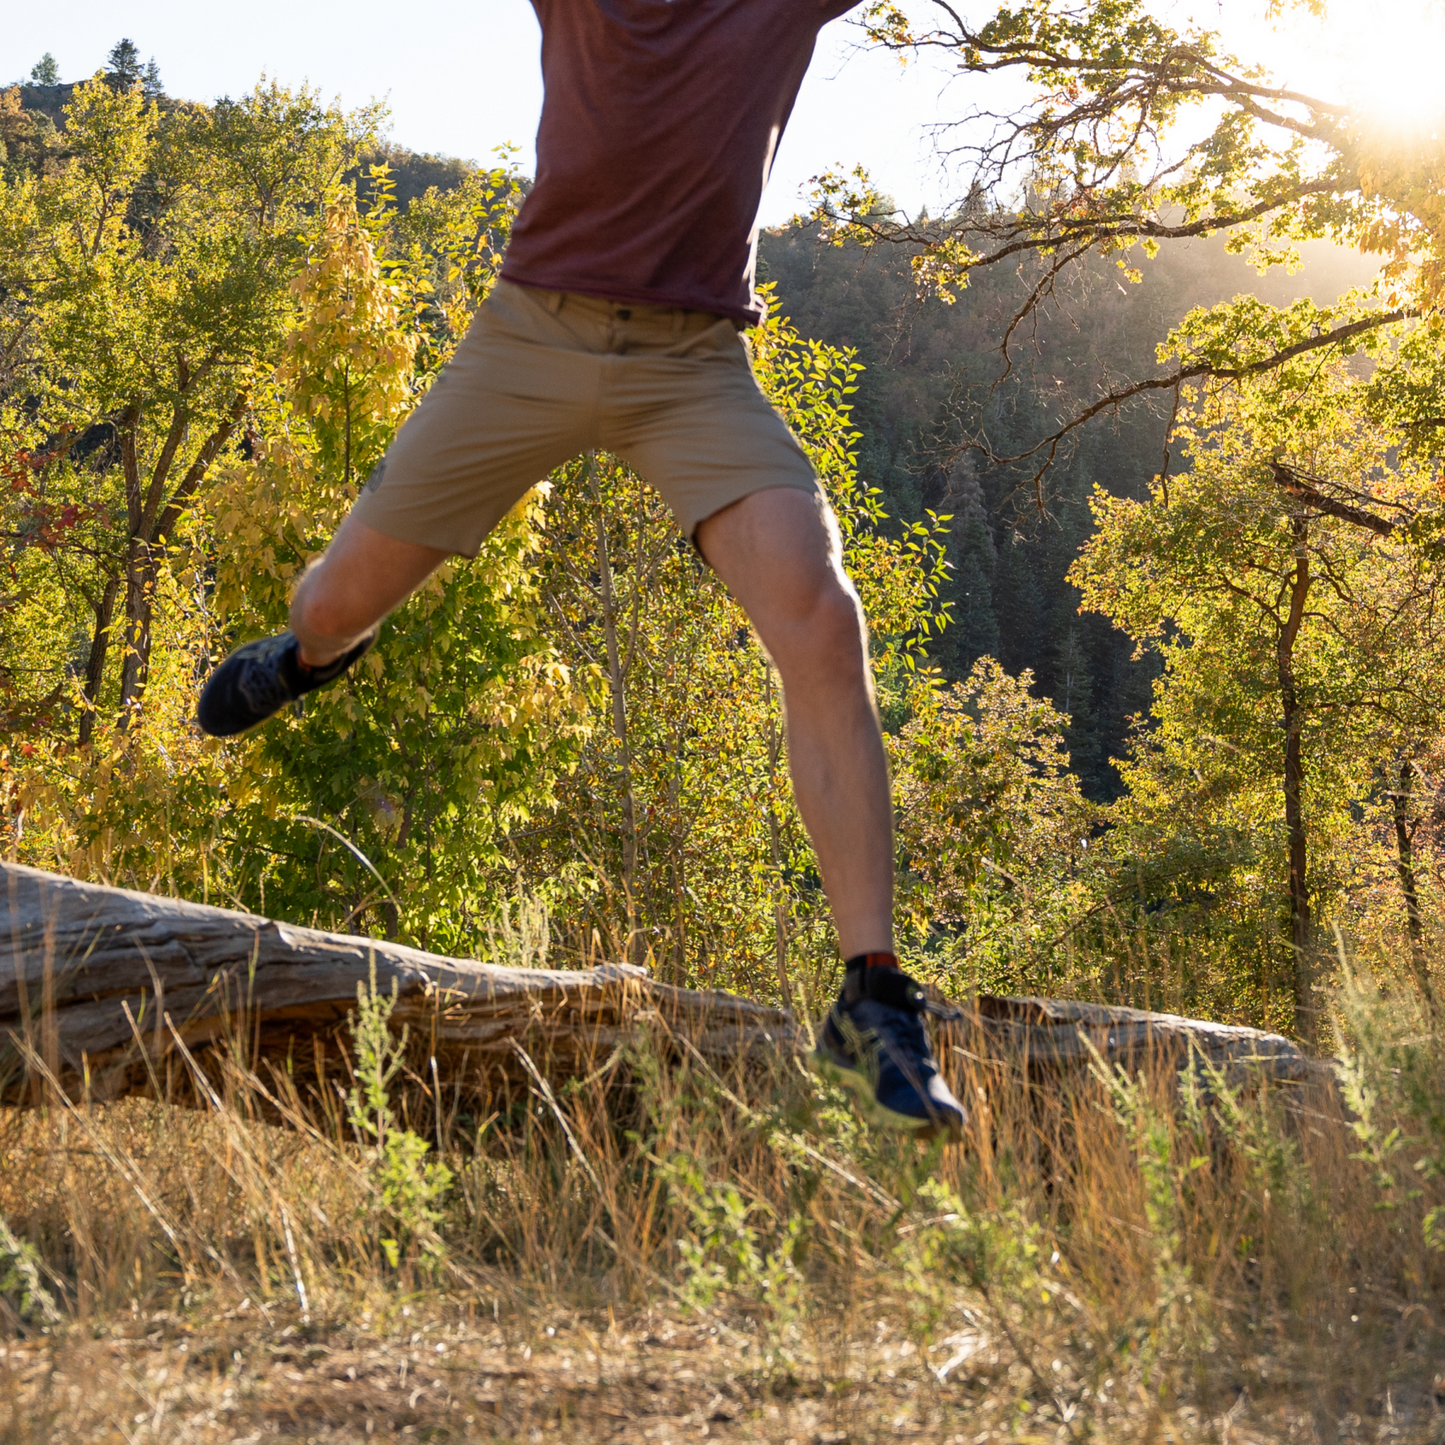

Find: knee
<box><xmin>817</xmin><ymin>576</ymin><xmax>867</xmax><ymax>647</ymax></box>
<box><xmin>777</xmin><ymin>573</ymin><xmax>868</xmax><ymax>678</ymax></box>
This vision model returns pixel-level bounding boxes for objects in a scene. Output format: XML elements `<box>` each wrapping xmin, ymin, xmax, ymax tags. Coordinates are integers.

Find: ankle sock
<box><xmin>840</xmin><ymin>950</ymin><xmax>927</xmax><ymax>1012</ymax></box>
<box><xmin>845</xmin><ymin>951</ymin><xmax>900</xmax><ymax>973</ymax></box>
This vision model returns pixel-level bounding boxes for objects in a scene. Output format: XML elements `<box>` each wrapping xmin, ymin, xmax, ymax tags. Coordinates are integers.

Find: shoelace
<box><xmin>238</xmin><ymin>639</ymin><xmax>300</xmax><ymax>706</ymax></box>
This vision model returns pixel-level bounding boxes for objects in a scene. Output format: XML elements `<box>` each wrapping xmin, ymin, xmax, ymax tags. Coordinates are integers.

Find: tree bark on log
<box><xmin>0</xmin><ymin>863</ymin><xmax>1311</xmax><ymax>1107</ymax></box>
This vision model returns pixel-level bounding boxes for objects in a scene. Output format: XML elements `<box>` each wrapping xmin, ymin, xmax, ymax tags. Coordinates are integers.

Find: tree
<box><xmin>1052</xmin><ymin>624</ymin><xmax>1097</xmax><ymax>787</ymax></box>
<box><xmin>890</xmin><ymin>658</ymin><xmax>1095</xmax><ymax>992</ymax></box>
<box><xmin>1073</xmin><ymin>315</ymin><xmax>1445</xmax><ymax>1041</ymax></box>
<box><xmin>942</xmin><ymin>459</ymin><xmax>999</xmax><ymax>674</ymax></box>
<box><xmin>0</xmin><ymin>77</ymin><xmax>375</xmax><ymax>745</ymax></box>
<box><xmin>28</xmin><ymin>55</ymin><xmax>59</xmax><ymax>87</ymax></box>
<box><xmin>0</xmin><ymin>82</ymin><xmax>383</xmax><ymax>893</ymax></box>
<box><xmin>0</xmin><ymin>86</ymin><xmax>62</xmax><ymax>179</ymax></box>
<box><xmin>105</xmin><ymin>40</ymin><xmax>142</xmax><ymax>89</ymax></box>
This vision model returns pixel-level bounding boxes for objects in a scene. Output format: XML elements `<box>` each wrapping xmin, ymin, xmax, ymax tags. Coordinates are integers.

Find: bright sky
<box><xmin>1171</xmin><ymin>0</ymin><xmax>1445</xmax><ymax>132</ymax></box>
<box><xmin>5</xmin><ymin>2</ymin><xmax>1442</xmax><ymax>228</ymax></box>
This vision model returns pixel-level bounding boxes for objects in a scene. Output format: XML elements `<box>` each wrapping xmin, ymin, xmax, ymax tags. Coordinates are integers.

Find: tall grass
<box><xmin>1</xmin><ymin>941</ymin><xmax>1443</xmax><ymax>1441</ymax></box>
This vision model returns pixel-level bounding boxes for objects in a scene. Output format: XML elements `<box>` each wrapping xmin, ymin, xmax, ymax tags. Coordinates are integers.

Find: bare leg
<box><xmin>695</xmin><ymin>487</ymin><xmax>893</xmax><ymax>959</ymax></box>
<box><xmin>290</xmin><ymin>518</ymin><xmax>450</xmax><ymax>667</ymax></box>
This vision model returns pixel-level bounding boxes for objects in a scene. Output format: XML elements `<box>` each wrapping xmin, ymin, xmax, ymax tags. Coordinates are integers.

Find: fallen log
<box><xmin>966</xmin><ymin>993</ymin><xmax>1314</xmax><ymax>1090</ymax></box>
<box><xmin>0</xmin><ymin>863</ymin><xmax>794</xmax><ymax>1104</ymax></box>
<box><xmin>0</xmin><ymin>863</ymin><xmax>1311</xmax><ymax>1106</ymax></box>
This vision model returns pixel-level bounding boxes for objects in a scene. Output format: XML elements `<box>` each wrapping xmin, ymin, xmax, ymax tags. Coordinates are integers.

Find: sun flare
<box><xmin>1314</xmin><ymin>0</ymin><xmax>1445</xmax><ymax>132</ymax></box>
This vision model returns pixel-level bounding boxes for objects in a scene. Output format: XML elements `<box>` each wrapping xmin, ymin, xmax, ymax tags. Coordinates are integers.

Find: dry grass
<box><xmin>1</xmin><ymin>972</ymin><xmax>1444</xmax><ymax>1443</ymax></box>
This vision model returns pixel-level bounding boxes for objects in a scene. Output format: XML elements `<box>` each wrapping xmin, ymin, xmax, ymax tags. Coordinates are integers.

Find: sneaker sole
<box><xmin>808</xmin><ymin>1048</ymin><xmax>943</xmax><ymax>1138</ymax></box>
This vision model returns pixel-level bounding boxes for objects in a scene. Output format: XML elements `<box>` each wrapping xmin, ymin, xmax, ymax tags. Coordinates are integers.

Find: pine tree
<box><xmin>993</xmin><ymin>529</ymin><xmax>1045</xmax><ymax>676</ymax></box>
<box><xmin>105</xmin><ymin>39</ymin><xmax>143</xmax><ymax>88</ymax></box>
<box><xmin>943</xmin><ymin>459</ymin><xmax>999</xmax><ymax>674</ymax></box>
<box><xmin>1053</xmin><ymin>624</ymin><xmax>1098</xmax><ymax>790</ymax></box>
<box><xmin>29</xmin><ymin>54</ymin><xmax>59</xmax><ymax>86</ymax></box>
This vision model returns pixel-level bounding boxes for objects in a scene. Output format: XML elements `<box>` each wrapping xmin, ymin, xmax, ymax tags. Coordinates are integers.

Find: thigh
<box><xmin>349</xmin><ymin>287</ymin><xmax>600</xmax><ymax>558</ymax></box>
<box><xmin>694</xmin><ymin>485</ymin><xmax>858</xmax><ymax>656</ymax></box>
<box><xmin>600</xmin><ymin>325</ymin><xmax>821</xmax><ymax>540</ymax></box>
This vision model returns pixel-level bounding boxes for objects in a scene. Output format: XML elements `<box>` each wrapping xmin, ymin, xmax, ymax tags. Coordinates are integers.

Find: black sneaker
<box><xmin>197</xmin><ymin>629</ymin><xmax>376</xmax><ymax>737</ymax></box>
<box><xmin>811</xmin><ymin>964</ymin><xmax>968</xmax><ymax>1141</ymax></box>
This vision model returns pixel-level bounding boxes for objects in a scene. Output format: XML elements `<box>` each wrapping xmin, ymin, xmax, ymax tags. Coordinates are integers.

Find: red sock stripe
<box><xmin>847</xmin><ymin>951</ymin><xmax>899</xmax><ymax>971</ymax></box>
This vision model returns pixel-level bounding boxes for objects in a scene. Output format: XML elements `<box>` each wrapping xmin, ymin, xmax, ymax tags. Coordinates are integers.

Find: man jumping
<box><xmin>197</xmin><ymin>0</ymin><xmax>967</xmax><ymax>1141</ymax></box>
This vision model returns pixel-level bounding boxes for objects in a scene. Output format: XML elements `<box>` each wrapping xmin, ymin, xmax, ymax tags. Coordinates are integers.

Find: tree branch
<box><xmin>152</xmin><ymin>391</ymin><xmax>249</xmax><ymax>544</ymax></box>
<box><xmin>1270</xmin><ymin>462</ymin><xmax>1403</xmax><ymax>537</ymax></box>
<box><xmin>982</xmin><ymin>312</ymin><xmax>1409</xmax><ymax>501</ymax></box>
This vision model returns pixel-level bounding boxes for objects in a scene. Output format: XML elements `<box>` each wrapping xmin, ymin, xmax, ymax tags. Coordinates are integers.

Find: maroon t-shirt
<box><xmin>501</xmin><ymin>0</ymin><xmax>857</xmax><ymax>326</ymax></box>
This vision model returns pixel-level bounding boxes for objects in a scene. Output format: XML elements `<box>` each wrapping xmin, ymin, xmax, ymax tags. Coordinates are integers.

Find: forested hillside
<box><xmin>760</xmin><ymin>225</ymin><xmax>1377</xmax><ymax>798</ymax></box>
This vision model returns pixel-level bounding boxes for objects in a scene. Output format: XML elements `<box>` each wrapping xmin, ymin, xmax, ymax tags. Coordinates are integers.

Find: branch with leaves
<box><xmin>806</xmin><ymin>0</ymin><xmax>1445</xmax><ymax>496</ymax></box>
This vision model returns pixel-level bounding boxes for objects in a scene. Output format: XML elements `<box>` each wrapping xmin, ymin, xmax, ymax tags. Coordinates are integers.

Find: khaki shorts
<box><xmin>349</xmin><ymin>279</ymin><xmax>821</xmax><ymax>557</ymax></box>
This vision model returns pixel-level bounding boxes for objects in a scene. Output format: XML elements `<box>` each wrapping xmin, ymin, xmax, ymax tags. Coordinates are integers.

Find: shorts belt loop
<box><xmin>543</xmin><ymin>290</ymin><xmax>565</xmax><ymax>316</ymax></box>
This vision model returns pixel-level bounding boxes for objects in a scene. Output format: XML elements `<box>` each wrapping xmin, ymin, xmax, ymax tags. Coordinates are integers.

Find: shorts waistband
<box><xmin>503</xmin><ymin>280</ymin><xmax>730</xmax><ymax>334</ymax></box>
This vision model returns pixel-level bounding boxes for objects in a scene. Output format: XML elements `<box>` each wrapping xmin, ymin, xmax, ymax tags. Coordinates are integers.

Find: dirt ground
<box><xmin>0</xmin><ymin>1306</ymin><xmax>1017</xmax><ymax>1444</ymax></box>
<box><xmin>4</xmin><ymin>1304</ymin><xmax>1442</xmax><ymax>1444</ymax></box>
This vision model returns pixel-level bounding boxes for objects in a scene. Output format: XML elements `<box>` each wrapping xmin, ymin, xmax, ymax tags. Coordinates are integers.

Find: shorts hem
<box><xmin>348</xmin><ymin>491</ymin><xmax>487</xmax><ymax>560</ymax></box>
<box><xmin>681</xmin><ymin>473</ymin><xmax>821</xmax><ymax>540</ymax></box>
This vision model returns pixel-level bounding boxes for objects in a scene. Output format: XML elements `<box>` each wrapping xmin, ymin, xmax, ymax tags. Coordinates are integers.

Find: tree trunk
<box><xmin>78</xmin><ymin>573</ymin><xmax>122</xmax><ymax>746</ymax></box>
<box><xmin>1279</xmin><ymin>514</ymin><xmax>1313</xmax><ymax>1044</ymax></box>
<box><xmin>118</xmin><ymin>538</ymin><xmax>158</xmax><ymax>713</ymax></box>
<box><xmin>1393</xmin><ymin>758</ymin><xmax>1437</xmax><ymax>1015</ymax></box>
<box><xmin>115</xmin><ymin>391</ymin><xmax>247</xmax><ymax>717</ymax></box>
<box><xmin>667</xmin><ymin>767</ymin><xmax>688</xmax><ymax>987</ymax></box>
<box><xmin>588</xmin><ymin>457</ymin><xmax>640</xmax><ymax>961</ymax></box>
<box><xmin>115</xmin><ymin>401</ymin><xmax>146</xmax><ymax>719</ymax></box>
<box><xmin>0</xmin><ymin>862</ymin><xmax>1317</xmax><ymax>1109</ymax></box>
